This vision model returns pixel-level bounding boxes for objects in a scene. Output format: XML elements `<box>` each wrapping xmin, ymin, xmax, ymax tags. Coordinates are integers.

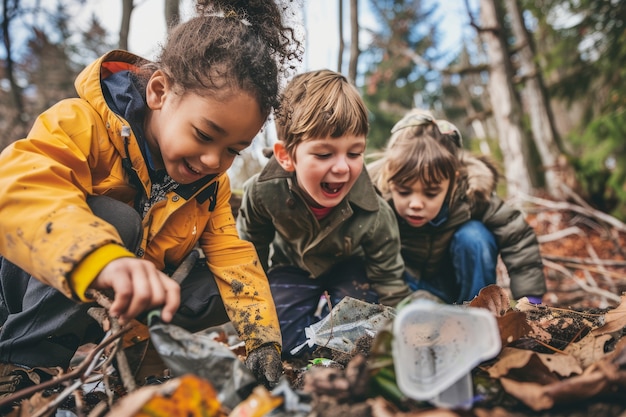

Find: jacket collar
<box><xmin>258</xmin><ymin>157</ymin><xmax>379</xmax><ymax>212</ymax></box>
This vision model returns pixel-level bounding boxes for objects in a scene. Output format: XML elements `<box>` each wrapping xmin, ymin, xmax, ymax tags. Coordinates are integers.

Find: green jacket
<box><xmin>394</xmin><ymin>152</ymin><xmax>546</xmax><ymax>299</ymax></box>
<box><xmin>237</xmin><ymin>157</ymin><xmax>411</xmax><ymax>306</ymax></box>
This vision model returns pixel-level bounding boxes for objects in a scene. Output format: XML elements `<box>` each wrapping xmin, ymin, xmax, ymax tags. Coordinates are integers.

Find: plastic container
<box><xmin>392</xmin><ymin>300</ymin><xmax>501</xmax><ymax>409</ymax></box>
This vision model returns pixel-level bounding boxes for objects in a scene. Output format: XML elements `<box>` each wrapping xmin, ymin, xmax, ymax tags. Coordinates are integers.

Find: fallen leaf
<box><xmin>487</xmin><ymin>347</ymin><xmax>582</xmax><ymax>379</ymax></box>
<box><xmin>6</xmin><ymin>391</ymin><xmax>58</xmax><ymax>417</ymax></box>
<box><xmin>228</xmin><ymin>385</ymin><xmax>283</xmax><ymax>417</ymax></box>
<box><xmin>496</xmin><ymin>338</ymin><xmax>626</xmax><ymax>411</ymax></box>
<box><xmin>105</xmin><ymin>374</ymin><xmax>225</xmax><ymax>417</ymax></box>
<box><xmin>563</xmin><ymin>332</ymin><xmax>612</xmax><ymax>369</ymax></box>
<box><xmin>496</xmin><ymin>310</ymin><xmax>533</xmax><ymax>346</ymax></box>
<box><xmin>469</xmin><ymin>285</ymin><xmax>511</xmax><ymax>316</ymax></box>
<box><xmin>474</xmin><ymin>406</ymin><xmax>524</xmax><ymax>417</ymax></box>
<box><xmin>367</xmin><ymin>396</ymin><xmax>461</xmax><ymax>417</ymax></box>
<box><xmin>592</xmin><ymin>294</ymin><xmax>626</xmax><ymax>336</ymax></box>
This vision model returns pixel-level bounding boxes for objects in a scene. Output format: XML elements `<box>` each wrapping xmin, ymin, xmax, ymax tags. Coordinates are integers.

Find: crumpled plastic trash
<box><xmin>290</xmin><ymin>296</ymin><xmax>396</xmax><ymax>355</ymax></box>
<box><xmin>148</xmin><ymin>314</ymin><xmax>257</xmax><ymax>410</ymax></box>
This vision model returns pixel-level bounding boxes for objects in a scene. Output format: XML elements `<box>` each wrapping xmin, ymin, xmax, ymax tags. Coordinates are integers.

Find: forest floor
<box><xmin>2</xmin><ymin>192</ymin><xmax>626</xmax><ymax>417</ymax></box>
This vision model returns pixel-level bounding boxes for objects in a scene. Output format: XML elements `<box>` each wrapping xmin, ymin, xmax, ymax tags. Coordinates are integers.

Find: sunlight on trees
<box><xmin>1</xmin><ymin>0</ymin><xmax>625</xmax><ymax>216</ymax></box>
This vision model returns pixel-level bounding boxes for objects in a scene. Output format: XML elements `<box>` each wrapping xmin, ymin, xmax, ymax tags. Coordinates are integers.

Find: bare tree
<box><xmin>505</xmin><ymin>0</ymin><xmax>574</xmax><ymax>198</ymax></box>
<box><xmin>337</xmin><ymin>0</ymin><xmax>344</xmax><ymax>72</ymax></box>
<box><xmin>164</xmin><ymin>0</ymin><xmax>180</xmax><ymax>30</ymax></box>
<box><xmin>347</xmin><ymin>0</ymin><xmax>359</xmax><ymax>84</ymax></box>
<box><xmin>476</xmin><ymin>0</ymin><xmax>532</xmax><ymax>196</ymax></box>
<box><xmin>119</xmin><ymin>0</ymin><xmax>133</xmax><ymax>51</ymax></box>
<box><xmin>1</xmin><ymin>0</ymin><xmax>26</xmax><ymax>137</ymax></box>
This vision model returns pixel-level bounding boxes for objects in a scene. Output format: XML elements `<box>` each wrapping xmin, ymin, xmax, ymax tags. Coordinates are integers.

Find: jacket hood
<box><xmin>455</xmin><ymin>151</ymin><xmax>499</xmax><ymax>205</ymax></box>
<box><xmin>73</xmin><ymin>51</ymin><xmax>221</xmax><ymax>200</ymax></box>
<box><xmin>74</xmin><ymin>50</ymin><xmax>149</xmax><ymax>122</ymax></box>
<box><xmin>257</xmin><ymin>156</ymin><xmax>380</xmax><ymax>212</ymax></box>
<box><xmin>73</xmin><ymin>51</ymin><xmax>154</xmax><ymax>194</ymax></box>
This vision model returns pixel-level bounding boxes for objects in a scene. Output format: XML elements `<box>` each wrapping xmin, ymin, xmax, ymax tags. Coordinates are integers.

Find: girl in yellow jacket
<box><xmin>0</xmin><ymin>0</ymin><xmax>302</xmax><ymax>389</ymax></box>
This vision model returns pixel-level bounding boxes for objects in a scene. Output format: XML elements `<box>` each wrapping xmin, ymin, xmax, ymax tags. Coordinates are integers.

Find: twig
<box><xmin>543</xmin><ymin>259</ymin><xmax>621</xmax><ymax>304</ymax></box>
<box><xmin>321</xmin><ymin>291</ymin><xmax>334</xmax><ymax>349</ymax></box>
<box><xmin>86</xmin><ymin>292</ymin><xmax>138</xmax><ymax>393</ymax></box>
<box><xmin>31</xmin><ymin>374</ymin><xmax>102</xmax><ymax>417</ymax></box>
<box><xmin>531</xmin><ymin>338</ymin><xmax>567</xmax><ymax>354</ymax></box>
<box><xmin>0</xmin><ymin>326</ymin><xmax>130</xmax><ymax>409</ymax></box>
<box><xmin>562</xmin><ymin>263</ymin><xmax>626</xmax><ymax>281</ymax></box>
<box><xmin>542</xmin><ymin>306</ymin><xmax>604</xmax><ymax>318</ymax></box>
<box><xmin>538</xmin><ymin>226</ymin><xmax>618</xmax><ymax>293</ymax></box>
<box><xmin>87</xmin><ymin>401</ymin><xmax>109</xmax><ymax>417</ymax></box>
<box><xmin>110</xmin><ymin>319</ymin><xmax>137</xmax><ymax>392</ymax></box>
<box><xmin>537</xmin><ymin>226</ymin><xmax>585</xmax><ymax>243</ymax></box>
<box><xmin>542</xmin><ymin>255</ymin><xmax>626</xmax><ymax>267</ymax></box>
<box><xmin>517</xmin><ymin>192</ymin><xmax>626</xmax><ymax>233</ymax></box>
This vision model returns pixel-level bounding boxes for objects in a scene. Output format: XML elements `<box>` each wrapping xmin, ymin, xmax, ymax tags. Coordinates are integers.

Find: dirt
<box><xmin>3</xmin><ymin>197</ymin><xmax>626</xmax><ymax>416</ymax></box>
<box><xmin>284</xmin><ymin>203</ymin><xmax>626</xmax><ymax>417</ymax></box>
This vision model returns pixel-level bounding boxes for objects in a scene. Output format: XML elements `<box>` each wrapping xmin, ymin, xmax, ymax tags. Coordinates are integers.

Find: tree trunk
<box><xmin>479</xmin><ymin>0</ymin><xmax>532</xmax><ymax>196</ymax></box>
<box><xmin>164</xmin><ymin>0</ymin><xmax>180</xmax><ymax>30</ymax></box>
<box><xmin>119</xmin><ymin>0</ymin><xmax>133</xmax><ymax>51</ymax></box>
<box><xmin>2</xmin><ymin>0</ymin><xmax>26</xmax><ymax>140</ymax></box>
<box><xmin>347</xmin><ymin>0</ymin><xmax>359</xmax><ymax>85</ymax></box>
<box><xmin>337</xmin><ymin>0</ymin><xmax>344</xmax><ymax>72</ymax></box>
<box><xmin>505</xmin><ymin>0</ymin><xmax>572</xmax><ymax>198</ymax></box>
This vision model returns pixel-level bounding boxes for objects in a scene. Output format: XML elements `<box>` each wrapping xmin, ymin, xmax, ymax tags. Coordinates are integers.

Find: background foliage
<box><xmin>1</xmin><ymin>0</ymin><xmax>625</xmax><ymax>217</ymax></box>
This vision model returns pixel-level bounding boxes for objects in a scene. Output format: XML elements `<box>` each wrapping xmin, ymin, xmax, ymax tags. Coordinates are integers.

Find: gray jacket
<box><xmin>237</xmin><ymin>157</ymin><xmax>411</xmax><ymax>306</ymax></box>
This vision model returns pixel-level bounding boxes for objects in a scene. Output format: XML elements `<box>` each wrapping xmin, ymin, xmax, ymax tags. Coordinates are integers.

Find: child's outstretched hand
<box><xmin>90</xmin><ymin>258</ymin><xmax>181</xmax><ymax>325</ymax></box>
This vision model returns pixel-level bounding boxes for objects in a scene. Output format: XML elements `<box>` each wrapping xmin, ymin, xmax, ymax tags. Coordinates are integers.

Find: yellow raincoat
<box><xmin>0</xmin><ymin>50</ymin><xmax>281</xmax><ymax>353</ymax></box>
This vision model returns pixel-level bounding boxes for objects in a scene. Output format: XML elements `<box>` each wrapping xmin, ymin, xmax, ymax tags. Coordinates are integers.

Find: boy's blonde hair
<box><xmin>274</xmin><ymin>69</ymin><xmax>369</xmax><ymax>158</ymax></box>
<box><xmin>375</xmin><ymin>109</ymin><xmax>459</xmax><ymax>196</ymax></box>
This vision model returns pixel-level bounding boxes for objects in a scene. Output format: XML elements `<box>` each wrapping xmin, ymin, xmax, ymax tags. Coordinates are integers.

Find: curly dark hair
<box><xmin>139</xmin><ymin>0</ymin><xmax>303</xmax><ymax>118</ymax></box>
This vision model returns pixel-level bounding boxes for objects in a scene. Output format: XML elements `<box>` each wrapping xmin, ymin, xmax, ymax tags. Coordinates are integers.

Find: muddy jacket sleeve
<box><xmin>0</xmin><ymin>100</ymin><xmax>128</xmax><ymax>299</ymax></box>
<box><xmin>200</xmin><ymin>176</ymin><xmax>282</xmax><ymax>353</ymax></box>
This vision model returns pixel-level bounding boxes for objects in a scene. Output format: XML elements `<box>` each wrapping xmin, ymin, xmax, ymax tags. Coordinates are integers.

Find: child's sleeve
<box><xmin>235</xmin><ymin>176</ymin><xmax>274</xmax><ymax>271</ymax></box>
<box><xmin>200</xmin><ymin>176</ymin><xmax>282</xmax><ymax>353</ymax></box>
<box><xmin>363</xmin><ymin>198</ymin><xmax>412</xmax><ymax>307</ymax></box>
<box><xmin>0</xmin><ymin>100</ymin><xmax>127</xmax><ymax>300</ymax></box>
<box><xmin>480</xmin><ymin>195</ymin><xmax>547</xmax><ymax>299</ymax></box>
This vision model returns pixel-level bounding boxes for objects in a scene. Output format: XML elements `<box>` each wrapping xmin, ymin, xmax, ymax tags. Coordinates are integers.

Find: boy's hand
<box><xmin>90</xmin><ymin>258</ymin><xmax>180</xmax><ymax>325</ymax></box>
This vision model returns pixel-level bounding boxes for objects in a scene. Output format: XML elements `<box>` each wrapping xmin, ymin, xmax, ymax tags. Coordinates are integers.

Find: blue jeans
<box><xmin>405</xmin><ymin>220</ymin><xmax>497</xmax><ymax>304</ymax></box>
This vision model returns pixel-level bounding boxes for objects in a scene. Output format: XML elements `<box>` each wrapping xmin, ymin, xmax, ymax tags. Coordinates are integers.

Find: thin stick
<box><xmin>0</xmin><ymin>326</ymin><xmax>130</xmax><ymax>409</ymax></box>
<box><xmin>321</xmin><ymin>291</ymin><xmax>334</xmax><ymax>348</ymax></box>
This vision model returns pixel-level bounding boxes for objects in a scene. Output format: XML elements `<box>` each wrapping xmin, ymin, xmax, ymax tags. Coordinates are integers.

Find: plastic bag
<box><xmin>148</xmin><ymin>316</ymin><xmax>256</xmax><ymax>410</ymax></box>
<box><xmin>290</xmin><ymin>296</ymin><xmax>396</xmax><ymax>355</ymax></box>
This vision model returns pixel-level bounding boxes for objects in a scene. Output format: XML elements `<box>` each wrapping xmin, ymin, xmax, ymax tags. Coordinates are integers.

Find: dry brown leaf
<box><xmin>105</xmin><ymin>374</ymin><xmax>225</xmax><ymax>417</ymax></box>
<box><xmin>5</xmin><ymin>391</ymin><xmax>59</xmax><ymax>417</ymax></box>
<box><xmin>496</xmin><ymin>310</ymin><xmax>533</xmax><ymax>346</ymax></box>
<box><xmin>487</xmin><ymin>347</ymin><xmax>582</xmax><ymax>379</ymax></box>
<box><xmin>469</xmin><ymin>285</ymin><xmax>511</xmax><ymax>316</ymax></box>
<box><xmin>499</xmin><ymin>364</ymin><xmax>614</xmax><ymax>411</ymax></box>
<box><xmin>592</xmin><ymin>294</ymin><xmax>626</xmax><ymax>336</ymax></box>
<box><xmin>563</xmin><ymin>332</ymin><xmax>613</xmax><ymax>369</ymax></box>
<box><xmin>368</xmin><ymin>396</ymin><xmax>461</xmax><ymax>417</ymax></box>
<box><xmin>499</xmin><ymin>378</ymin><xmax>558</xmax><ymax>411</ymax></box>
<box><xmin>474</xmin><ymin>406</ymin><xmax>524</xmax><ymax>417</ymax></box>
<box><xmin>497</xmin><ymin>338</ymin><xmax>626</xmax><ymax>411</ymax></box>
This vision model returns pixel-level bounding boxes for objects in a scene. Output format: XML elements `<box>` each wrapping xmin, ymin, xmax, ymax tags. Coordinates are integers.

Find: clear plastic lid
<box><xmin>392</xmin><ymin>300</ymin><xmax>501</xmax><ymax>401</ymax></box>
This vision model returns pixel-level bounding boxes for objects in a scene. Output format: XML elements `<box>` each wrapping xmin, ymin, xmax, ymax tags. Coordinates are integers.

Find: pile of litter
<box><xmin>2</xmin><ymin>286</ymin><xmax>626</xmax><ymax>417</ymax></box>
